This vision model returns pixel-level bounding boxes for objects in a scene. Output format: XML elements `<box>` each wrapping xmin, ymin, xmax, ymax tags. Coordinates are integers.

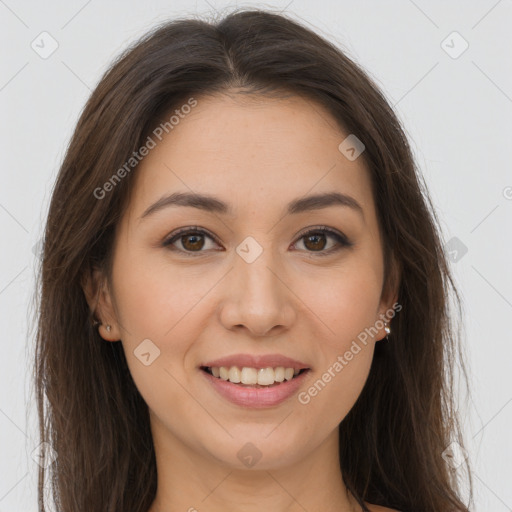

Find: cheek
<box><xmin>111</xmin><ymin>253</ymin><xmax>216</xmax><ymax>401</ymax></box>
<box><xmin>291</xmin><ymin>257</ymin><xmax>382</xmax><ymax>420</ymax></box>
<box><xmin>112</xmin><ymin>249</ymin><xmax>208</xmax><ymax>340</ymax></box>
<box><xmin>300</xmin><ymin>258</ymin><xmax>383</xmax><ymax>347</ymax></box>
<box><xmin>296</xmin><ymin>347</ymin><xmax>373</xmax><ymax>440</ymax></box>
<box><xmin>111</xmin><ymin>255</ymin><xmax>200</xmax><ymax>419</ymax></box>
<box><xmin>296</xmin><ymin>284</ymin><xmax>378</xmax><ymax>433</ymax></box>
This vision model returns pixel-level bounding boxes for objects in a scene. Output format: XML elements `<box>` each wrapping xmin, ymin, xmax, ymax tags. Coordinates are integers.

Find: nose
<box><xmin>218</xmin><ymin>247</ymin><xmax>296</xmax><ymax>338</ymax></box>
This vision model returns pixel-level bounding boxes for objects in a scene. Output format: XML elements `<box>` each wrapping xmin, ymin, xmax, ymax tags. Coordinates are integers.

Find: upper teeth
<box><xmin>210</xmin><ymin>366</ymin><xmax>301</xmax><ymax>385</ymax></box>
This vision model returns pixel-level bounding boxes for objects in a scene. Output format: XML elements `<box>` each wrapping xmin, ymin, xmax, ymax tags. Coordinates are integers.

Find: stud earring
<box><xmin>105</xmin><ymin>324</ymin><xmax>111</xmax><ymax>332</ymax></box>
<box><xmin>384</xmin><ymin>323</ymin><xmax>391</xmax><ymax>341</ymax></box>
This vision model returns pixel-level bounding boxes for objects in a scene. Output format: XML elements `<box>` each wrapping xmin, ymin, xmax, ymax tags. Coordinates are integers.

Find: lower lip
<box><xmin>200</xmin><ymin>369</ymin><xmax>310</xmax><ymax>408</ymax></box>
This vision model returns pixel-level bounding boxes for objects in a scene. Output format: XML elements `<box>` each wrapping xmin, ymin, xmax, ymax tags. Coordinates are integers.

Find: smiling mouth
<box><xmin>200</xmin><ymin>366</ymin><xmax>310</xmax><ymax>388</ymax></box>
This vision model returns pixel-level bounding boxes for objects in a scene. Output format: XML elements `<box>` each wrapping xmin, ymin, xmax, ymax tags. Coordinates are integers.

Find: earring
<box><xmin>92</xmin><ymin>319</ymin><xmax>111</xmax><ymax>332</ymax></box>
<box><xmin>383</xmin><ymin>323</ymin><xmax>391</xmax><ymax>341</ymax></box>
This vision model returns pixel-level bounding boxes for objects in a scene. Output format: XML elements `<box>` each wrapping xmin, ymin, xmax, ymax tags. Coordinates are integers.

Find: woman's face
<box><xmin>89</xmin><ymin>92</ymin><xmax>396</xmax><ymax>470</ymax></box>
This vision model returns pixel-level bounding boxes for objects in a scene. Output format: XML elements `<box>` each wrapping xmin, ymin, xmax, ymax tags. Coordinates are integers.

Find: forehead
<box><xmin>125</xmin><ymin>92</ymin><xmax>375</xmax><ymax>225</ymax></box>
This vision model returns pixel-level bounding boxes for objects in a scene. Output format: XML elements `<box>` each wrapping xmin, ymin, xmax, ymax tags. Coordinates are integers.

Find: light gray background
<box><xmin>1</xmin><ymin>0</ymin><xmax>511</xmax><ymax>510</ymax></box>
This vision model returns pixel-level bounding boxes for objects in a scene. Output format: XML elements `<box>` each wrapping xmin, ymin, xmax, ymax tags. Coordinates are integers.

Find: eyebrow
<box><xmin>139</xmin><ymin>191</ymin><xmax>364</xmax><ymax>221</ymax></box>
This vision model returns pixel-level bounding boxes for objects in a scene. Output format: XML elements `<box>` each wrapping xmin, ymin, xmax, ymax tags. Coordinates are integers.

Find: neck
<box><xmin>146</xmin><ymin>414</ymin><xmax>359</xmax><ymax>512</ymax></box>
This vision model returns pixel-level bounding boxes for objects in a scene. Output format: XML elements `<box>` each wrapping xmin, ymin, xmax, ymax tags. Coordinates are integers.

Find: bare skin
<box><xmin>84</xmin><ymin>91</ymin><xmax>400</xmax><ymax>512</ymax></box>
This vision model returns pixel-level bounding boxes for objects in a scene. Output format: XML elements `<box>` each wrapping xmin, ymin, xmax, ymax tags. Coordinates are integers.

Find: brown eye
<box><xmin>163</xmin><ymin>227</ymin><xmax>220</xmax><ymax>255</ymax></box>
<box><xmin>293</xmin><ymin>227</ymin><xmax>352</xmax><ymax>256</ymax></box>
<box><xmin>163</xmin><ymin>225</ymin><xmax>352</xmax><ymax>257</ymax></box>
<box><xmin>303</xmin><ymin>232</ymin><xmax>328</xmax><ymax>251</ymax></box>
<box><xmin>180</xmin><ymin>233</ymin><xmax>206</xmax><ymax>251</ymax></box>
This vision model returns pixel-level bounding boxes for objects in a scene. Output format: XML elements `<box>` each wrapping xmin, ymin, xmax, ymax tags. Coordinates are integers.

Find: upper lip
<box><xmin>200</xmin><ymin>353</ymin><xmax>310</xmax><ymax>371</ymax></box>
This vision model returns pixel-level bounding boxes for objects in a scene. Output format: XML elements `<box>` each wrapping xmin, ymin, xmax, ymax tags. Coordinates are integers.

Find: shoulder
<box><xmin>365</xmin><ymin>503</ymin><xmax>402</xmax><ymax>512</ymax></box>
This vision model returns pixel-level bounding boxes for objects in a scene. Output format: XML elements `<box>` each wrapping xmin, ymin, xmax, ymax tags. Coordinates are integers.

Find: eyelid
<box><xmin>162</xmin><ymin>225</ymin><xmax>352</xmax><ymax>256</ymax></box>
<box><xmin>294</xmin><ymin>225</ymin><xmax>351</xmax><ymax>246</ymax></box>
<box><xmin>162</xmin><ymin>226</ymin><xmax>222</xmax><ymax>253</ymax></box>
<box><xmin>291</xmin><ymin>225</ymin><xmax>353</xmax><ymax>257</ymax></box>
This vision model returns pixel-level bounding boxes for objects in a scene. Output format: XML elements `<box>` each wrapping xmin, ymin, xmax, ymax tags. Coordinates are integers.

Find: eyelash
<box><xmin>162</xmin><ymin>225</ymin><xmax>353</xmax><ymax>257</ymax></box>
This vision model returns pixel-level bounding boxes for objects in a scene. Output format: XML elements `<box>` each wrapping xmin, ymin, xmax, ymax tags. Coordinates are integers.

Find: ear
<box><xmin>376</xmin><ymin>250</ymin><xmax>402</xmax><ymax>339</ymax></box>
<box><xmin>81</xmin><ymin>266</ymin><xmax>121</xmax><ymax>342</ymax></box>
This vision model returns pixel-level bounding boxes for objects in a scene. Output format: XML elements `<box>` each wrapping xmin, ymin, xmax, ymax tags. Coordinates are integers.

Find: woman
<box><xmin>33</xmin><ymin>8</ymin><xmax>472</xmax><ymax>512</ymax></box>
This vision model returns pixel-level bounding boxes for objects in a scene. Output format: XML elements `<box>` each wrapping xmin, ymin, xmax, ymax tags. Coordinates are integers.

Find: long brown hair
<box><xmin>33</xmin><ymin>8</ymin><xmax>473</xmax><ymax>511</ymax></box>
